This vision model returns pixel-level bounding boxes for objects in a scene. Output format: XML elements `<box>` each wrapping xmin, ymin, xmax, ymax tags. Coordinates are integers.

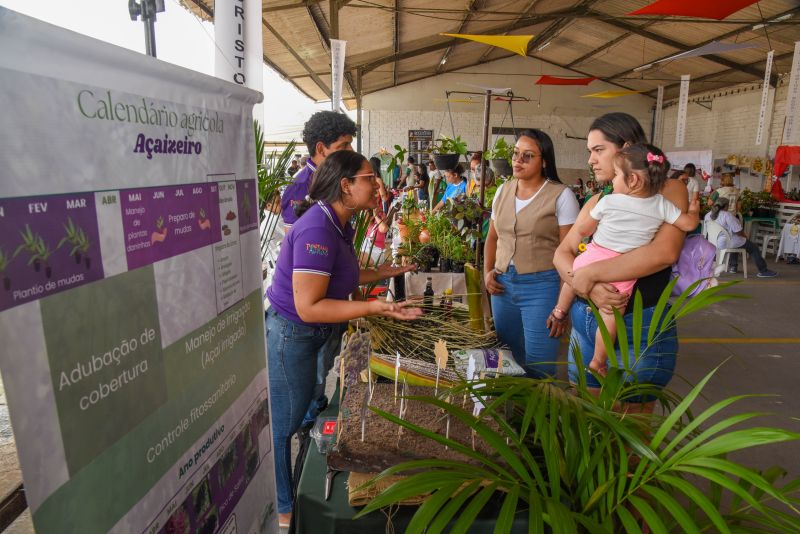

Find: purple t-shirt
<box><xmin>267</xmin><ymin>201</ymin><xmax>359</xmax><ymax>325</ymax></box>
<box><xmin>281</xmin><ymin>160</ymin><xmax>317</xmax><ymax>226</ymax></box>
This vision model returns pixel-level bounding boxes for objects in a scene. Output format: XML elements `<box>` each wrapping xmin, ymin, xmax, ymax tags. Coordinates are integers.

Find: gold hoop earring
<box><xmin>341</xmin><ymin>196</ymin><xmax>357</xmax><ymax>211</ymax></box>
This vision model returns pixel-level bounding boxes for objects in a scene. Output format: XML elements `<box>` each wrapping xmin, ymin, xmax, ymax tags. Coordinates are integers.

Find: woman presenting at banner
<box><xmin>265</xmin><ymin>151</ymin><xmax>421</xmax><ymax>527</ymax></box>
<box><xmin>552</xmin><ymin>112</ymin><xmax>688</xmax><ymax>413</ymax></box>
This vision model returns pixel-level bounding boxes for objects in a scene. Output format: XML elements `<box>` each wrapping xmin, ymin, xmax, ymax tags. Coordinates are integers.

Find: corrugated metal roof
<box><xmin>181</xmin><ymin>0</ymin><xmax>800</xmax><ymax>102</ymax></box>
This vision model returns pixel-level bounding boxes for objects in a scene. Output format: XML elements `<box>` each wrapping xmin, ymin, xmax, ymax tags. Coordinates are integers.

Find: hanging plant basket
<box><xmin>433</xmin><ymin>154</ymin><xmax>460</xmax><ymax>172</ymax></box>
<box><xmin>490</xmin><ymin>158</ymin><xmax>512</xmax><ymax>177</ymax></box>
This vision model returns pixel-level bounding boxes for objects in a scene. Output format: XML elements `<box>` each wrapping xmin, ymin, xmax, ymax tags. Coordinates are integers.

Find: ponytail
<box><xmin>292</xmin><ymin>151</ymin><xmax>368</xmax><ymax>219</ymax></box>
<box><xmin>616</xmin><ymin>143</ymin><xmax>671</xmax><ymax>195</ymax></box>
<box><xmin>710</xmin><ymin>196</ymin><xmax>729</xmax><ymax>220</ymax></box>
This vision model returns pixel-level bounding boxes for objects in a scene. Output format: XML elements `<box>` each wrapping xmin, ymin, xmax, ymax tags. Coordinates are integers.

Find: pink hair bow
<box><xmin>647</xmin><ymin>152</ymin><xmax>664</xmax><ymax>164</ymax></box>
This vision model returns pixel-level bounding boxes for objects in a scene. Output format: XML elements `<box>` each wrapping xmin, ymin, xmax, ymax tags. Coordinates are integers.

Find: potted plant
<box><xmin>429</xmin><ymin>134</ymin><xmax>468</xmax><ymax>172</ymax></box>
<box><xmin>753</xmin><ymin>191</ymin><xmax>777</xmax><ymax>218</ymax></box>
<box><xmin>484</xmin><ymin>137</ymin><xmax>513</xmax><ymax>177</ymax></box>
<box><xmin>739</xmin><ymin>189</ymin><xmax>756</xmax><ymax>216</ymax></box>
<box><xmin>357</xmin><ymin>281</ymin><xmax>800</xmax><ymax>533</ymax></box>
<box><xmin>449</xmin><ymin>236</ymin><xmax>468</xmax><ymax>273</ymax></box>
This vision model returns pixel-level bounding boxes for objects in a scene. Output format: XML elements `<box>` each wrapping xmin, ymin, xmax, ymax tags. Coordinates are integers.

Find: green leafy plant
<box><xmin>255</xmin><ymin>120</ymin><xmax>297</xmax><ymax>279</ymax></box>
<box><xmin>357</xmin><ymin>280</ymin><xmax>800</xmax><ymax>532</ymax></box>
<box><xmin>484</xmin><ymin>137</ymin><xmax>513</xmax><ymax>163</ymax></box>
<box><xmin>483</xmin><ymin>176</ymin><xmax>507</xmax><ymax>208</ymax></box>
<box><xmin>385</xmin><ymin>144</ymin><xmax>408</xmax><ymax>176</ymax></box>
<box><xmin>430</xmin><ymin>135</ymin><xmax>468</xmax><ymax>156</ymax></box>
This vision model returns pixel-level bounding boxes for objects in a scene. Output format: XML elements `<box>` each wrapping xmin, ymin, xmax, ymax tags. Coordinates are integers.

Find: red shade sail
<box><xmin>536</xmin><ymin>75</ymin><xmax>597</xmax><ymax>86</ymax></box>
<box><xmin>628</xmin><ymin>0</ymin><xmax>759</xmax><ymax>20</ymax></box>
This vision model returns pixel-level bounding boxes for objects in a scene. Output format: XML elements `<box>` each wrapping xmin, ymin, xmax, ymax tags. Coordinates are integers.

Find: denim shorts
<box><xmin>567</xmin><ymin>300</ymin><xmax>678</xmax><ymax>402</ymax></box>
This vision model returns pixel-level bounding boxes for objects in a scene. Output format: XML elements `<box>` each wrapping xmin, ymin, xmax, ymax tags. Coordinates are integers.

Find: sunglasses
<box><xmin>511</xmin><ymin>151</ymin><xmax>542</xmax><ymax>164</ymax></box>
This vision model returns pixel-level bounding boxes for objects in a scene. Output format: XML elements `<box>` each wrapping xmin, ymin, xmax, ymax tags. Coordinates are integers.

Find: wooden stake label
<box><xmin>434</xmin><ymin>339</ymin><xmax>449</xmax><ymax>369</ymax></box>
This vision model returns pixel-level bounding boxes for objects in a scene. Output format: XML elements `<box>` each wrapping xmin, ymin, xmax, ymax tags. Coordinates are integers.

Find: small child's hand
<box><xmin>589</xmin><ymin>357</ymin><xmax>608</xmax><ymax>377</ymax></box>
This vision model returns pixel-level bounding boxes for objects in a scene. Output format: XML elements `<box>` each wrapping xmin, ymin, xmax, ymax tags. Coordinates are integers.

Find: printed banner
<box><xmin>675</xmin><ymin>74</ymin><xmax>690</xmax><ymax>148</ymax></box>
<box><xmin>331</xmin><ymin>38</ymin><xmax>346</xmax><ymax>113</ymax></box>
<box><xmin>756</xmin><ymin>51</ymin><xmax>774</xmax><ymax>146</ymax></box>
<box><xmin>0</xmin><ymin>9</ymin><xmax>276</xmax><ymax>534</ymax></box>
<box><xmin>654</xmin><ymin>85</ymin><xmax>664</xmax><ymax>147</ymax></box>
<box><xmin>782</xmin><ymin>41</ymin><xmax>800</xmax><ymax>145</ymax></box>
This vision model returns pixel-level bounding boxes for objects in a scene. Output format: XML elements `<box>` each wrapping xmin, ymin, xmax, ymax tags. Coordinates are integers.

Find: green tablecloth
<box><xmin>294</xmin><ymin>387</ymin><xmax>529</xmax><ymax>533</ymax></box>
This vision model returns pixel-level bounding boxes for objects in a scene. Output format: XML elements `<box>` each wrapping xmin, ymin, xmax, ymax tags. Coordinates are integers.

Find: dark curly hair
<box><xmin>302</xmin><ymin>111</ymin><xmax>357</xmax><ymax>157</ymax></box>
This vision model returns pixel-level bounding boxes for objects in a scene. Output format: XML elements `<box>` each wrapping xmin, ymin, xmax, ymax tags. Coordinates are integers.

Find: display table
<box><xmin>387</xmin><ymin>271</ymin><xmax>491</xmax><ymax>320</ymax></box>
<box><xmin>294</xmin><ymin>387</ymin><xmax>528</xmax><ymax>533</ymax></box>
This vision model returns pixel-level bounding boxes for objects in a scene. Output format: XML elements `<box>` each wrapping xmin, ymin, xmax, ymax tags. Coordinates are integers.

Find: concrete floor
<box><xmin>668</xmin><ymin>257</ymin><xmax>800</xmax><ymax>482</ymax></box>
<box><xmin>2</xmin><ymin>257</ymin><xmax>798</xmax><ymax>531</ymax></box>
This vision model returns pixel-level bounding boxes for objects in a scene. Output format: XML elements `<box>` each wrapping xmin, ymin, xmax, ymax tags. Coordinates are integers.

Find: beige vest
<box><xmin>494</xmin><ymin>179</ymin><xmax>567</xmax><ymax>274</ymax></box>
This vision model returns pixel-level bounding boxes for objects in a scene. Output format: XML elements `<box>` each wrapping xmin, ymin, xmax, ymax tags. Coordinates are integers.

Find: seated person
<box><xmin>709</xmin><ymin>172</ymin><xmax>739</xmax><ymax>212</ymax></box>
<box><xmin>704</xmin><ymin>197</ymin><xmax>777</xmax><ymax>278</ymax></box>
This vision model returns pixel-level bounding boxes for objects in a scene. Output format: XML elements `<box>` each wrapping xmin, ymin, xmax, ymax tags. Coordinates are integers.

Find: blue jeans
<box><xmin>490</xmin><ymin>266</ymin><xmax>561</xmax><ymax>378</ymax></box>
<box><xmin>302</xmin><ymin>321</ymin><xmax>347</xmax><ymax>426</ymax></box>
<box><xmin>567</xmin><ymin>301</ymin><xmax>678</xmax><ymax>402</ymax></box>
<box><xmin>266</xmin><ymin>307</ymin><xmax>343</xmax><ymax>514</ymax></box>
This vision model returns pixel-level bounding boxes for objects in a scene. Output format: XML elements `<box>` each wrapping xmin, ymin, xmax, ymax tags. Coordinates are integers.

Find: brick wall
<box><xmin>659</xmin><ymin>81</ymin><xmax>790</xmax><ymax>158</ymax></box>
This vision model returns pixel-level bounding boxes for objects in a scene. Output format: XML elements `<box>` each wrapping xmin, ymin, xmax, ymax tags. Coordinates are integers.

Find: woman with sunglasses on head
<box><xmin>552</xmin><ymin>112</ymin><xmax>689</xmax><ymax>414</ymax></box>
<box><xmin>483</xmin><ymin>129</ymin><xmax>580</xmax><ymax>378</ymax></box>
<box><xmin>265</xmin><ymin>150</ymin><xmax>421</xmax><ymax>528</ymax></box>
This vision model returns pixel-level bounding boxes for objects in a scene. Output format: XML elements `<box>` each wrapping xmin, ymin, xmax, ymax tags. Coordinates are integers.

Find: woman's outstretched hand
<box><xmin>370</xmin><ymin>300</ymin><xmax>423</xmax><ymax>321</ymax></box>
<box><xmin>375</xmin><ymin>261</ymin><xmax>417</xmax><ymax>280</ymax></box>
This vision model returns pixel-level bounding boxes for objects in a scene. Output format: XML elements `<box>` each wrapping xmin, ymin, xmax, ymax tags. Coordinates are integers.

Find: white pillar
<box><xmin>215</xmin><ymin>0</ymin><xmax>265</xmax><ymax>123</ymax></box>
<box><xmin>244</xmin><ymin>0</ymin><xmax>264</xmax><ymax>123</ymax></box>
<box><xmin>214</xmin><ymin>0</ymin><xmax>246</xmax><ymax>86</ymax></box>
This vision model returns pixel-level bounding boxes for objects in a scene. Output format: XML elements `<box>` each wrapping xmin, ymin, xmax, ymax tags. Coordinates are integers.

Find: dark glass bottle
<box><xmin>423</xmin><ymin>277</ymin><xmax>434</xmax><ymax>308</ymax></box>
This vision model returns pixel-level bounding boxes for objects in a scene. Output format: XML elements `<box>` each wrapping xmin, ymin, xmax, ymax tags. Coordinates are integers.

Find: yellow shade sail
<box><xmin>440</xmin><ymin>33</ymin><xmax>533</xmax><ymax>56</ymax></box>
<box><xmin>581</xmin><ymin>89</ymin><xmax>645</xmax><ymax>99</ymax></box>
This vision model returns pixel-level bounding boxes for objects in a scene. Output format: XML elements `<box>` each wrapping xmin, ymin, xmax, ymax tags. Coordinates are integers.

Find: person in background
<box><xmin>553</xmin><ymin>112</ymin><xmax>688</xmax><ymax>413</ymax></box>
<box><xmin>467</xmin><ymin>151</ymin><xmax>495</xmax><ymax>197</ymax></box>
<box><xmin>705</xmin><ymin>197</ymin><xmax>777</xmax><ymax>277</ymax></box>
<box><xmin>484</xmin><ymin>129</ymin><xmax>579</xmax><ymax>378</ymax></box>
<box><xmin>574</xmin><ymin>178</ymin><xmax>587</xmax><ymax>205</ymax></box>
<box><xmin>413</xmin><ymin>163</ymin><xmax>430</xmax><ymax>205</ymax></box>
<box><xmin>428</xmin><ymin>160</ymin><xmax>445</xmax><ymax>206</ymax></box>
<box><xmin>708</xmin><ymin>172</ymin><xmax>739</xmax><ymax>213</ymax></box>
<box><xmin>431</xmin><ymin>164</ymin><xmax>467</xmax><ymax>212</ymax></box>
<box><xmin>362</xmin><ymin>157</ymin><xmax>392</xmax><ymax>266</ymax></box>
<box><xmin>681</xmin><ymin>163</ymin><xmax>702</xmax><ymax>203</ymax></box>
<box><xmin>287</xmin><ymin>158</ymin><xmax>300</xmax><ymax>177</ymax></box>
<box><xmin>280</xmin><ymin>111</ymin><xmax>356</xmax><ymax>227</ymax></box>
<box><xmin>266</xmin><ymin>151</ymin><xmax>421</xmax><ymax>527</ymax></box>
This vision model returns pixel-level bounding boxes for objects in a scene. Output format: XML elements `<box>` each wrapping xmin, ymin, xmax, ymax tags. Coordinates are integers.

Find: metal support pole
<box><xmin>129</xmin><ymin>0</ymin><xmax>164</xmax><ymax>58</ymax></box>
<box><xmin>479</xmin><ymin>89</ymin><xmax>491</xmax><ymax>209</ymax></box>
<box><xmin>356</xmin><ymin>68</ymin><xmax>363</xmax><ymax>153</ymax></box>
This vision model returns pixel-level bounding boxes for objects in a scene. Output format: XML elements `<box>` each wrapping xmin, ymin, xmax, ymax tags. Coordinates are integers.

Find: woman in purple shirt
<box><xmin>266</xmin><ymin>151</ymin><xmax>420</xmax><ymax>526</ymax></box>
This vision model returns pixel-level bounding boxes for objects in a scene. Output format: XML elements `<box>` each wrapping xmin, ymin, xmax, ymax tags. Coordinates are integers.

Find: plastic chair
<box><xmin>704</xmin><ymin>219</ymin><xmax>748</xmax><ymax>279</ymax></box>
<box><xmin>762</xmin><ymin>234</ymin><xmax>780</xmax><ymax>259</ymax></box>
